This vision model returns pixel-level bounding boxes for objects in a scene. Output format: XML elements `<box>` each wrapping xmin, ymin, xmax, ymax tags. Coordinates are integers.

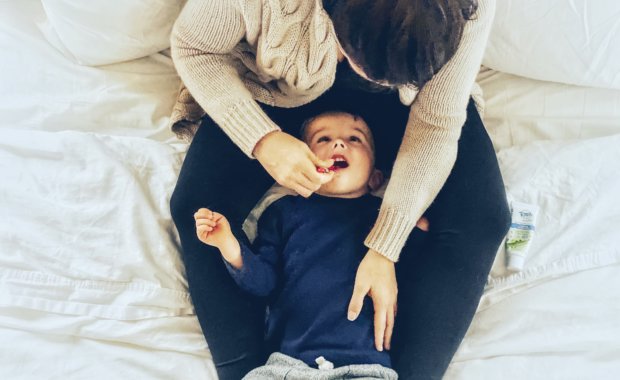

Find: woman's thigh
<box><xmin>170</xmin><ymin>116</ymin><xmax>275</xmax><ymax>378</ymax></box>
<box><xmin>391</xmin><ymin>101</ymin><xmax>511</xmax><ymax>379</ymax></box>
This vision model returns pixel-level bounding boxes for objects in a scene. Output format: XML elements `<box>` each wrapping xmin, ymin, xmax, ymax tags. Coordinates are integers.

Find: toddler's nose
<box><xmin>333</xmin><ymin>139</ymin><xmax>347</xmax><ymax>149</ymax></box>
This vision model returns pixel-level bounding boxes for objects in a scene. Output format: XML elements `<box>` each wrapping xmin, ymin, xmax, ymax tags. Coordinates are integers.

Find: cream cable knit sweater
<box><xmin>170</xmin><ymin>0</ymin><xmax>496</xmax><ymax>262</ymax></box>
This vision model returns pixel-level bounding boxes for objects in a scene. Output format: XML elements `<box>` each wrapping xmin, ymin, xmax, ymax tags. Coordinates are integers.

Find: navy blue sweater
<box><xmin>224</xmin><ymin>192</ymin><xmax>391</xmax><ymax>369</ymax></box>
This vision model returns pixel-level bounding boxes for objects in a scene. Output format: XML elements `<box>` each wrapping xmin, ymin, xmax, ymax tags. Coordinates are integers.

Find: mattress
<box><xmin>1</xmin><ymin>1</ymin><xmax>619</xmax><ymax>379</ymax></box>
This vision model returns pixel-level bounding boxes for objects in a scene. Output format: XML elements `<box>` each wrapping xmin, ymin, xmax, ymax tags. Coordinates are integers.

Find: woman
<box><xmin>169</xmin><ymin>0</ymin><xmax>510</xmax><ymax>379</ymax></box>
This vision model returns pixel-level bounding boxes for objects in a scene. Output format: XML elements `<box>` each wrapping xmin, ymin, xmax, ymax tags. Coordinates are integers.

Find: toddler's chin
<box><xmin>319</xmin><ymin>180</ymin><xmax>362</xmax><ymax>196</ymax></box>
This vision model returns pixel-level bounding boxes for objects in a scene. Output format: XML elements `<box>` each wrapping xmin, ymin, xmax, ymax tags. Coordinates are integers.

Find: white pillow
<box><xmin>0</xmin><ymin>0</ymin><xmax>181</xmax><ymax>142</ymax></box>
<box><xmin>477</xmin><ymin>69</ymin><xmax>620</xmax><ymax>151</ymax></box>
<box><xmin>40</xmin><ymin>0</ymin><xmax>186</xmax><ymax>66</ymax></box>
<box><xmin>483</xmin><ymin>0</ymin><xmax>620</xmax><ymax>90</ymax></box>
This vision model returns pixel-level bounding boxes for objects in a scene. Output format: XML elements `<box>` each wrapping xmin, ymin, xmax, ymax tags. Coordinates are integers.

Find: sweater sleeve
<box><xmin>364</xmin><ymin>0</ymin><xmax>496</xmax><ymax>262</ymax></box>
<box><xmin>224</xmin><ymin>202</ymin><xmax>283</xmax><ymax>297</ymax></box>
<box><xmin>170</xmin><ymin>0</ymin><xmax>281</xmax><ymax>158</ymax></box>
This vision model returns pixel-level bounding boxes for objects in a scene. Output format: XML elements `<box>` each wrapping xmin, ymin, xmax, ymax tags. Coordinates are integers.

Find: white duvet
<box><xmin>0</xmin><ymin>129</ymin><xmax>217</xmax><ymax>379</ymax></box>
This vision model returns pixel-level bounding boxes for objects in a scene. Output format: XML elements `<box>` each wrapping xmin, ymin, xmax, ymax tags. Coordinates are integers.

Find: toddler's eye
<box><xmin>317</xmin><ymin>136</ymin><xmax>330</xmax><ymax>143</ymax></box>
<box><xmin>349</xmin><ymin>136</ymin><xmax>361</xmax><ymax>142</ymax></box>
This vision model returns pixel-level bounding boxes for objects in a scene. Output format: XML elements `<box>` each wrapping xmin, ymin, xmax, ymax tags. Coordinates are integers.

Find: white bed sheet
<box><xmin>448</xmin><ymin>265</ymin><xmax>620</xmax><ymax>379</ymax></box>
<box><xmin>447</xmin><ymin>135</ymin><xmax>620</xmax><ymax>379</ymax></box>
<box><xmin>0</xmin><ymin>128</ymin><xmax>217</xmax><ymax>379</ymax></box>
<box><xmin>1</xmin><ymin>1</ymin><xmax>620</xmax><ymax>379</ymax></box>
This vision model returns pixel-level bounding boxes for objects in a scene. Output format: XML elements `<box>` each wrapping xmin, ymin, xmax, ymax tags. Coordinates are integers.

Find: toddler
<box><xmin>194</xmin><ymin>111</ymin><xmax>398</xmax><ymax>379</ymax></box>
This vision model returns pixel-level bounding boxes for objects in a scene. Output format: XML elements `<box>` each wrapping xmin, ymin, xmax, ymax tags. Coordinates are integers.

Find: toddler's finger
<box><xmin>197</xmin><ymin>226</ymin><xmax>213</xmax><ymax>237</ymax></box>
<box><xmin>197</xmin><ymin>225</ymin><xmax>214</xmax><ymax>234</ymax></box>
<box><xmin>198</xmin><ymin>219</ymin><xmax>216</xmax><ymax>227</ymax></box>
<box><xmin>194</xmin><ymin>208</ymin><xmax>212</xmax><ymax>218</ymax></box>
<box><xmin>196</xmin><ymin>229</ymin><xmax>207</xmax><ymax>241</ymax></box>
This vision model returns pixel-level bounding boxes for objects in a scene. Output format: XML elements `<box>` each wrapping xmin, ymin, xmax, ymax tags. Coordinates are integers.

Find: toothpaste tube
<box><xmin>506</xmin><ymin>201</ymin><xmax>539</xmax><ymax>272</ymax></box>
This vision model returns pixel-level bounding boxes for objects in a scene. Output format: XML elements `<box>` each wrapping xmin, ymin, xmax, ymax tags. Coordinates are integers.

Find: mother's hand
<box><xmin>348</xmin><ymin>217</ymin><xmax>430</xmax><ymax>352</ymax></box>
<box><xmin>348</xmin><ymin>249</ymin><xmax>398</xmax><ymax>352</ymax></box>
<box><xmin>253</xmin><ymin>131</ymin><xmax>335</xmax><ymax>197</ymax></box>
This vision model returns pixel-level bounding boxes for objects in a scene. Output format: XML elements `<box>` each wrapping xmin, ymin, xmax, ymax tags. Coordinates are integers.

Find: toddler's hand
<box><xmin>194</xmin><ymin>208</ymin><xmax>233</xmax><ymax>249</ymax></box>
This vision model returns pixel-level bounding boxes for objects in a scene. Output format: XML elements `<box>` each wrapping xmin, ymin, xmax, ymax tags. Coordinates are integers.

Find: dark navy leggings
<box><xmin>170</xmin><ymin>77</ymin><xmax>511</xmax><ymax>379</ymax></box>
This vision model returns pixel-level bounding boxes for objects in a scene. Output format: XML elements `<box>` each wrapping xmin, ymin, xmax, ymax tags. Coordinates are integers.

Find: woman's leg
<box><xmin>170</xmin><ymin>116</ymin><xmax>276</xmax><ymax>380</ymax></box>
<box><xmin>169</xmin><ymin>99</ymin><xmax>351</xmax><ymax>379</ymax></box>
<box><xmin>391</xmin><ymin>100</ymin><xmax>512</xmax><ymax>379</ymax></box>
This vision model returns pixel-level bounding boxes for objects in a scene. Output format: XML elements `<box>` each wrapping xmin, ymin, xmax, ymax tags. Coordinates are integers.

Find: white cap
<box><xmin>507</xmin><ymin>255</ymin><xmax>525</xmax><ymax>272</ymax></box>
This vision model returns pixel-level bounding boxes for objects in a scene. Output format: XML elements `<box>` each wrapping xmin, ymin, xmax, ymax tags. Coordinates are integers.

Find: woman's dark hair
<box><xmin>324</xmin><ymin>0</ymin><xmax>478</xmax><ymax>88</ymax></box>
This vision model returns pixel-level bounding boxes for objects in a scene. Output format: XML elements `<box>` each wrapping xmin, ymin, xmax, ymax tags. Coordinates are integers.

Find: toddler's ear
<box><xmin>368</xmin><ymin>169</ymin><xmax>384</xmax><ymax>191</ymax></box>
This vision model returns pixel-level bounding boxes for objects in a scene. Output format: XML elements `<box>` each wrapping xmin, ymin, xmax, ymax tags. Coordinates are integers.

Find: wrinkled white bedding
<box><xmin>0</xmin><ymin>129</ymin><xmax>217</xmax><ymax>379</ymax></box>
<box><xmin>2</xmin><ymin>1</ymin><xmax>619</xmax><ymax>379</ymax></box>
<box><xmin>448</xmin><ymin>135</ymin><xmax>620</xmax><ymax>379</ymax></box>
<box><xmin>2</xmin><ymin>125</ymin><xmax>619</xmax><ymax>379</ymax></box>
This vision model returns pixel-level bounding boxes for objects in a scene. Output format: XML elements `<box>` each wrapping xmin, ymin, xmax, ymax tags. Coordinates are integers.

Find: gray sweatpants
<box><xmin>243</xmin><ymin>352</ymin><xmax>398</xmax><ymax>380</ymax></box>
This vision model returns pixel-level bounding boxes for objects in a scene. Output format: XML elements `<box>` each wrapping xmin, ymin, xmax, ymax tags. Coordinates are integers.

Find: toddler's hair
<box><xmin>299</xmin><ymin>111</ymin><xmax>375</xmax><ymax>152</ymax></box>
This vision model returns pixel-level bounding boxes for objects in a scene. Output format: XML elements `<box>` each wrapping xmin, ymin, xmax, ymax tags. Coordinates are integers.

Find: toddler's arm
<box><xmin>194</xmin><ymin>207</ymin><xmax>282</xmax><ymax>297</ymax></box>
<box><xmin>194</xmin><ymin>208</ymin><xmax>243</xmax><ymax>268</ymax></box>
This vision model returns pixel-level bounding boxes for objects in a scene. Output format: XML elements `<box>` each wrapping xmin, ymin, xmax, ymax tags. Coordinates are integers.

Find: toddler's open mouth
<box><xmin>316</xmin><ymin>154</ymin><xmax>349</xmax><ymax>173</ymax></box>
<box><xmin>329</xmin><ymin>155</ymin><xmax>349</xmax><ymax>171</ymax></box>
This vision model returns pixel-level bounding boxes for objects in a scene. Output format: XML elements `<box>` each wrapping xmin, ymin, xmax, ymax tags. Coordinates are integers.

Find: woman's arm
<box><xmin>364</xmin><ymin>0</ymin><xmax>497</xmax><ymax>262</ymax></box>
<box><xmin>171</xmin><ymin>0</ymin><xmax>280</xmax><ymax>158</ymax></box>
<box><xmin>171</xmin><ymin>0</ymin><xmax>336</xmax><ymax>196</ymax></box>
<box><xmin>348</xmin><ymin>0</ymin><xmax>496</xmax><ymax>352</ymax></box>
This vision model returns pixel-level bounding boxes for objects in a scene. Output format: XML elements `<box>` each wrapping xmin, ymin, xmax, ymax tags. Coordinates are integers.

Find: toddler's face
<box><xmin>305</xmin><ymin>113</ymin><xmax>376</xmax><ymax>197</ymax></box>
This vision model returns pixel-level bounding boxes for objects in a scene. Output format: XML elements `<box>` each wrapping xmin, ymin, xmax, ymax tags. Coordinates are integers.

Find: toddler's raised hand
<box><xmin>194</xmin><ymin>208</ymin><xmax>233</xmax><ymax>249</ymax></box>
